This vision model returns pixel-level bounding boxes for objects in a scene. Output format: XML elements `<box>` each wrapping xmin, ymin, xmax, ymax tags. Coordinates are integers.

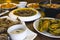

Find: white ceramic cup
<box><xmin>18</xmin><ymin>1</ymin><xmax>27</xmax><ymax>8</ymax></box>
<box><xmin>7</xmin><ymin>24</ymin><xmax>27</xmax><ymax>40</ymax></box>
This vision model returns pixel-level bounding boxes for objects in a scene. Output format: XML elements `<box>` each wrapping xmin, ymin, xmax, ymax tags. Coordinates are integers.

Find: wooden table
<box><xmin>0</xmin><ymin>1</ymin><xmax>60</xmax><ymax>40</ymax></box>
<box><xmin>26</xmin><ymin>22</ymin><xmax>60</xmax><ymax>40</ymax></box>
<box><xmin>1</xmin><ymin>9</ymin><xmax>60</xmax><ymax>40</ymax></box>
<box><xmin>0</xmin><ymin>8</ymin><xmax>60</xmax><ymax>40</ymax></box>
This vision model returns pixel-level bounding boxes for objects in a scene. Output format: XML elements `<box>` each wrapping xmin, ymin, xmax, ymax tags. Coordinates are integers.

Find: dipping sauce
<box><xmin>10</xmin><ymin>29</ymin><xmax>24</xmax><ymax>34</ymax></box>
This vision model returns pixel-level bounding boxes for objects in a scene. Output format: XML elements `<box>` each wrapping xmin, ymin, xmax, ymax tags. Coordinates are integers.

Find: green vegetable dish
<box><xmin>38</xmin><ymin>19</ymin><xmax>60</xmax><ymax>36</ymax></box>
<box><xmin>13</xmin><ymin>8</ymin><xmax>37</xmax><ymax>17</ymax></box>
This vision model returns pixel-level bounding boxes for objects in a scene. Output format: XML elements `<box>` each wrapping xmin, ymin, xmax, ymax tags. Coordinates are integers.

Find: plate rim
<box><xmin>33</xmin><ymin>18</ymin><xmax>60</xmax><ymax>38</ymax></box>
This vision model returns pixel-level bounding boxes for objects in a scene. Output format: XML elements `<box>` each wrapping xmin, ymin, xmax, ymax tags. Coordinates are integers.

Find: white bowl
<box><xmin>18</xmin><ymin>1</ymin><xmax>27</xmax><ymax>8</ymax></box>
<box><xmin>9</xmin><ymin>8</ymin><xmax>41</xmax><ymax>22</ymax></box>
<box><xmin>7</xmin><ymin>24</ymin><xmax>27</xmax><ymax>40</ymax></box>
<box><xmin>33</xmin><ymin>17</ymin><xmax>60</xmax><ymax>38</ymax></box>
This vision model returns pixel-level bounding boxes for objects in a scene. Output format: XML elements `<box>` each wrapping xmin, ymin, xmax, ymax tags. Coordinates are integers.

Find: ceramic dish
<box><xmin>40</xmin><ymin>2</ymin><xmax>60</xmax><ymax>18</ymax></box>
<box><xmin>0</xmin><ymin>3</ymin><xmax>17</xmax><ymax>10</ymax></box>
<box><xmin>17</xmin><ymin>1</ymin><xmax>27</xmax><ymax>8</ymax></box>
<box><xmin>8</xmin><ymin>24</ymin><xmax>28</xmax><ymax>40</ymax></box>
<box><xmin>9</xmin><ymin>8</ymin><xmax>41</xmax><ymax>22</ymax></box>
<box><xmin>27</xmin><ymin>3</ymin><xmax>40</xmax><ymax>9</ymax></box>
<box><xmin>8</xmin><ymin>28</ymin><xmax>37</xmax><ymax>40</ymax></box>
<box><xmin>7</xmin><ymin>22</ymin><xmax>37</xmax><ymax>40</ymax></box>
<box><xmin>33</xmin><ymin>17</ymin><xmax>60</xmax><ymax>38</ymax></box>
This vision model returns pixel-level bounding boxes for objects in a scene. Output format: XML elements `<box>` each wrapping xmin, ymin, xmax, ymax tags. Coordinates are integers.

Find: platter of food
<box><xmin>33</xmin><ymin>17</ymin><xmax>60</xmax><ymax>38</ymax></box>
<box><xmin>27</xmin><ymin>3</ymin><xmax>40</xmax><ymax>9</ymax></box>
<box><xmin>0</xmin><ymin>3</ymin><xmax>17</xmax><ymax>10</ymax></box>
<box><xmin>9</xmin><ymin>8</ymin><xmax>41</xmax><ymax>22</ymax></box>
<box><xmin>40</xmin><ymin>4</ymin><xmax>60</xmax><ymax>9</ymax></box>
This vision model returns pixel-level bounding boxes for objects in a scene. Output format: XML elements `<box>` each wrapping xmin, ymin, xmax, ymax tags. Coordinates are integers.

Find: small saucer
<box><xmin>24</xmin><ymin>29</ymin><xmax>37</xmax><ymax>40</ymax></box>
<box><xmin>8</xmin><ymin>29</ymin><xmax>37</xmax><ymax>40</ymax></box>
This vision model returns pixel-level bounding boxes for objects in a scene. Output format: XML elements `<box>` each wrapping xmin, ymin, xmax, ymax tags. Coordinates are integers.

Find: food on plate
<box><xmin>41</xmin><ymin>4</ymin><xmax>60</xmax><ymax>9</ymax></box>
<box><xmin>50</xmin><ymin>19</ymin><xmax>58</xmax><ymax>23</ymax></box>
<box><xmin>0</xmin><ymin>34</ymin><xmax>8</xmax><ymax>40</ymax></box>
<box><xmin>13</xmin><ymin>8</ymin><xmax>37</xmax><ymax>17</ymax></box>
<box><xmin>48</xmin><ymin>24</ymin><xmax>59</xmax><ymax>31</ymax></box>
<box><xmin>0</xmin><ymin>3</ymin><xmax>16</xmax><ymax>9</ymax></box>
<box><xmin>38</xmin><ymin>18</ymin><xmax>60</xmax><ymax>36</ymax></box>
<box><xmin>10</xmin><ymin>29</ymin><xmax>24</xmax><ymax>34</ymax></box>
<box><xmin>27</xmin><ymin>3</ymin><xmax>39</xmax><ymax>9</ymax></box>
<box><xmin>0</xmin><ymin>18</ymin><xmax>20</xmax><ymax>33</ymax></box>
<box><xmin>38</xmin><ymin>19</ymin><xmax>50</xmax><ymax>32</ymax></box>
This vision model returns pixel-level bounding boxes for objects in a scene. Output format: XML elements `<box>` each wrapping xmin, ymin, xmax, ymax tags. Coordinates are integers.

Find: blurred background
<box><xmin>0</xmin><ymin>0</ymin><xmax>60</xmax><ymax>4</ymax></box>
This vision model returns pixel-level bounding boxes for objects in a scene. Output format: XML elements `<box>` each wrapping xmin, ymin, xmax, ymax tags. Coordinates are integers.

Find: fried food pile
<box><xmin>38</xmin><ymin>19</ymin><xmax>60</xmax><ymax>36</ymax></box>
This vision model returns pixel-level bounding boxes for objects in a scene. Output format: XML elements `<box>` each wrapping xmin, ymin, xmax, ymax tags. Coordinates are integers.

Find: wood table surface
<box><xmin>0</xmin><ymin>1</ymin><xmax>60</xmax><ymax>40</ymax></box>
<box><xmin>1</xmin><ymin>8</ymin><xmax>60</xmax><ymax>40</ymax></box>
<box><xmin>0</xmin><ymin>7</ymin><xmax>60</xmax><ymax>40</ymax></box>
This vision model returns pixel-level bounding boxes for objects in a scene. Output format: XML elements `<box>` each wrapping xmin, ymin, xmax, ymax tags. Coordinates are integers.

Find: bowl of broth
<box><xmin>7</xmin><ymin>24</ymin><xmax>27</xmax><ymax>40</ymax></box>
<box><xmin>9</xmin><ymin>8</ymin><xmax>41</xmax><ymax>22</ymax></box>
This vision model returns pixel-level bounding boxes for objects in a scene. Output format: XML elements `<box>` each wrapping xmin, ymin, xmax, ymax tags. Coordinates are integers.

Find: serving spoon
<box><xmin>0</xmin><ymin>10</ymin><xmax>9</xmax><ymax>16</ymax></box>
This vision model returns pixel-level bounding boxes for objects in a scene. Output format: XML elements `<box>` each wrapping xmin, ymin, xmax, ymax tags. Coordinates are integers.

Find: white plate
<box><xmin>27</xmin><ymin>3</ymin><xmax>40</xmax><ymax>9</ymax></box>
<box><xmin>33</xmin><ymin>17</ymin><xmax>60</xmax><ymax>38</ymax></box>
<box><xmin>9</xmin><ymin>8</ymin><xmax>41</xmax><ymax>22</ymax></box>
<box><xmin>8</xmin><ymin>29</ymin><xmax>37</xmax><ymax>40</ymax></box>
<box><xmin>1</xmin><ymin>3</ymin><xmax>17</xmax><ymax>9</ymax></box>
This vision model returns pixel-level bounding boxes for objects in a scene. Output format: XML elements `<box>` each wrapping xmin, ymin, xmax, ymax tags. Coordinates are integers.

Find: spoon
<box><xmin>0</xmin><ymin>10</ymin><xmax>9</xmax><ymax>16</ymax></box>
